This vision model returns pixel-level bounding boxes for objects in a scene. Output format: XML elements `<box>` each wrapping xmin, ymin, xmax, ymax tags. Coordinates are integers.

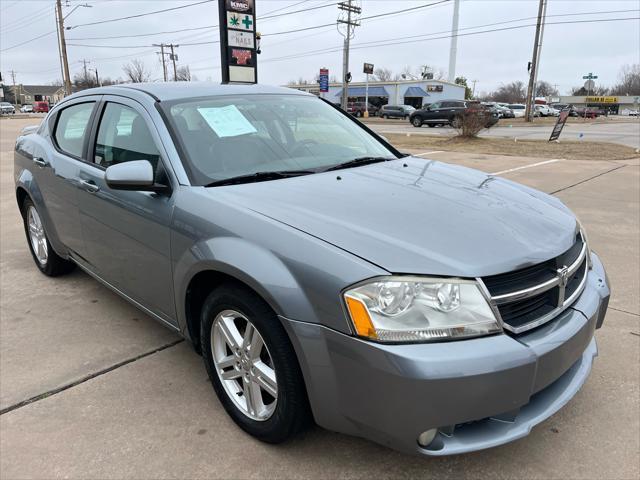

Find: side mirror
<box><xmin>105</xmin><ymin>160</ymin><xmax>168</xmax><ymax>193</ymax></box>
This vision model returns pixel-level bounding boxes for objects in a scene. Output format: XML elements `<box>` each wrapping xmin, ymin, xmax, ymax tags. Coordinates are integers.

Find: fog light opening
<box><xmin>417</xmin><ymin>428</ymin><xmax>437</xmax><ymax>448</ymax></box>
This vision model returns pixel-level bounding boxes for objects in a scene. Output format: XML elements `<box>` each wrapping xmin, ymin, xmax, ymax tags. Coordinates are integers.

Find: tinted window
<box><xmin>94</xmin><ymin>103</ymin><xmax>161</xmax><ymax>172</ymax></box>
<box><xmin>54</xmin><ymin>102</ymin><xmax>94</xmax><ymax>158</ymax></box>
<box><xmin>428</xmin><ymin>102</ymin><xmax>440</xmax><ymax>109</ymax></box>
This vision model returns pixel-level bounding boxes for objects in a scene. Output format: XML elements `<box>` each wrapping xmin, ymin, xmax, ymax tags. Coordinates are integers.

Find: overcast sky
<box><xmin>1</xmin><ymin>0</ymin><xmax>638</xmax><ymax>95</ymax></box>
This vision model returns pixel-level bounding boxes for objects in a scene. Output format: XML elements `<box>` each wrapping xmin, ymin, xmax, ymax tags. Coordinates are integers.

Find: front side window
<box><xmin>94</xmin><ymin>103</ymin><xmax>161</xmax><ymax>172</ymax></box>
<box><xmin>163</xmin><ymin>94</ymin><xmax>396</xmax><ymax>185</ymax></box>
<box><xmin>54</xmin><ymin>102</ymin><xmax>94</xmax><ymax>158</ymax></box>
<box><xmin>429</xmin><ymin>102</ymin><xmax>441</xmax><ymax>109</ymax></box>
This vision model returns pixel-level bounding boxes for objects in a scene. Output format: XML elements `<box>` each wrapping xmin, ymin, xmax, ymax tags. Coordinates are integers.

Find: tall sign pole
<box><xmin>218</xmin><ymin>0</ymin><xmax>258</xmax><ymax>84</ymax></box>
<box><xmin>447</xmin><ymin>0</ymin><xmax>460</xmax><ymax>83</ymax></box>
<box><xmin>363</xmin><ymin>62</ymin><xmax>373</xmax><ymax>117</ymax></box>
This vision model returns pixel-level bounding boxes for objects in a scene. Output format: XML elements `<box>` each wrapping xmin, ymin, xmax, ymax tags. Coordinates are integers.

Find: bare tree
<box><xmin>570</xmin><ymin>84</ymin><xmax>609</xmax><ymax>96</ymax></box>
<box><xmin>73</xmin><ymin>69</ymin><xmax>98</xmax><ymax>90</ymax></box>
<box><xmin>373</xmin><ymin>67</ymin><xmax>393</xmax><ymax>82</ymax></box>
<box><xmin>535</xmin><ymin>80</ymin><xmax>558</xmax><ymax>97</ymax></box>
<box><xmin>453</xmin><ymin>108</ymin><xmax>492</xmax><ymax>138</ymax></box>
<box><xmin>123</xmin><ymin>59</ymin><xmax>151</xmax><ymax>83</ymax></box>
<box><xmin>488</xmin><ymin>81</ymin><xmax>526</xmax><ymax>103</ymax></box>
<box><xmin>176</xmin><ymin>65</ymin><xmax>192</xmax><ymax>81</ymax></box>
<box><xmin>610</xmin><ymin>63</ymin><xmax>640</xmax><ymax>95</ymax></box>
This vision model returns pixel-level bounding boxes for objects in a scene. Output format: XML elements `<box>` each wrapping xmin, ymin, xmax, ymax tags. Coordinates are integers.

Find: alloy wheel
<box><xmin>27</xmin><ymin>206</ymin><xmax>48</xmax><ymax>265</ymax></box>
<box><xmin>211</xmin><ymin>309</ymin><xmax>278</xmax><ymax>421</ymax></box>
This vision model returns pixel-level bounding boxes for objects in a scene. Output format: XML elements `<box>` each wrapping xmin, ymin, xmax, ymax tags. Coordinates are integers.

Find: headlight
<box><xmin>344</xmin><ymin>277</ymin><xmax>502</xmax><ymax>343</ymax></box>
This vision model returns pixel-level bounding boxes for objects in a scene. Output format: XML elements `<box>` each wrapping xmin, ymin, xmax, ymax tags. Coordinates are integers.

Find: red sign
<box><xmin>231</xmin><ymin>49</ymin><xmax>252</xmax><ymax>66</ymax></box>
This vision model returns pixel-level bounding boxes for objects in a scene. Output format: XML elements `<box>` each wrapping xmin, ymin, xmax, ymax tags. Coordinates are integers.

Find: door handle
<box><xmin>79</xmin><ymin>179</ymin><xmax>100</xmax><ymax>193</ymax></box>
<box><xmin>33</xmin><ymin>157</ymin><xmax>48</xmax><ymax>167</ymax></box>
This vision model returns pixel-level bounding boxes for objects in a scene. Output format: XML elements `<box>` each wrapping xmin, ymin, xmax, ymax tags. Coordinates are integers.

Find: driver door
<box><xmin>76</xmin><ymin>97</ymin><xmax>177</xmax><ymax>326</ymax></box>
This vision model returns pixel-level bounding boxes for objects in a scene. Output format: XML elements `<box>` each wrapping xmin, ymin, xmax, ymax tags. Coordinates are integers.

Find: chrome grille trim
<box><xmin>490</xmin><ymin>243</ymin><xmax>587</xmax><ymax>305</ymax></box>
<box><xmin>478</xmin><ymin>243</ymin><xmax>589</xmax><ymax>334</ymax></box>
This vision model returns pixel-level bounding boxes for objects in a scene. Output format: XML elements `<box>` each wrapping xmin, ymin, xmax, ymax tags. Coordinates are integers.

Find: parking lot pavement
<box><xmin>368</xmin><ymin>118</ymin><xmax>640</xmax><ymax>148</ymax></box>
<box><xmin>1</xmin><ymin>117</ymin><xmax>638</xmax><ymax>479</ymax></box>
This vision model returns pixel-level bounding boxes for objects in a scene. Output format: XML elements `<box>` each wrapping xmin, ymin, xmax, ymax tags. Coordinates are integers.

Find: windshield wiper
<box><xmin>204</xmin><ymin>169</ymin><xmax>316</xmax><ymax>187</ymax></box>
<box><xmin>321</xmin><ymin>156</ymin><xmax>395</xmax><ymax>172</ymax></box>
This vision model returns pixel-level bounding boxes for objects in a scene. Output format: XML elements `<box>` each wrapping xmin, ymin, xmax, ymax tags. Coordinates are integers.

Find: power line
<box><xmin>66</xmin><ymin>1</ymin><xmax>338</xmax><ymax>41</ymax></box>
<box><xmin>0</xmin><ymin>30</ymin><xmax>57</xmax><ymax>52</ymax></box>
<box><xmin>68</xmin><ymin>0</ymin><xmax>214</xmax><ymax>29</ymax></box>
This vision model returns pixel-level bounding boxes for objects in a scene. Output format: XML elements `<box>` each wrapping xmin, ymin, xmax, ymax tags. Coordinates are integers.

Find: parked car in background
<box><xmin>14</xmin><ymin>83</ymin><xmax>610</xmax><ymax>457</ymax></box>
<box><xmin>409</xmin><ymin>99</ymin><xmax>498</xmax><ymax>128</ymax></box>
<box><xmin>573</xmin><ymin>107</ymin><xmax>600</xmax><ymax>118</ymax></box>
<box><xmin>379</xmin><ymin>104</ymin><xmax>415</xmax><ymax>119</ymax></box>
<box><xmin>32</xmin><ymin>101</ymin><xmax>50</xmax><ymax>113</ymax></box>
<box><xmin>0</xmin><ymin>102</ymin><xmax>16</xmax><ymax>114</ymax></box>
<box><xmin>507</xmin><ymin>104</ymin><xmax>526</xmax><ymax>118</ymax></box>
<box><xmin>20</xmin><ymin>104</ymin><xmax>34</xmax><ymax>113</ymax></box>
<box><xmin>551</xmin><ymin>104</ymin><xmax>579</xmax><ymax>117</ymax></box>
<box><xmin>534</xmin><ymin>105</ymin><xmax>558</xmax><ymax>117</ymax></box>
<box><xmin>347</xmin><ymin>101</ymin><xmax>378</xmax><ymax>117</ymax></box>
<box><xmin>483</xmin><ymin>102</ymin><xmax>514</xmax><ymax>119</ymax></box>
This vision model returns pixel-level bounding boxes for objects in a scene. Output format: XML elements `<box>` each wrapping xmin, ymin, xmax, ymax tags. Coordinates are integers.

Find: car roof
<box><xmin>80</xmin><ymin>82</ymin><xmax>311</xmax><ymax>102</ymax></box>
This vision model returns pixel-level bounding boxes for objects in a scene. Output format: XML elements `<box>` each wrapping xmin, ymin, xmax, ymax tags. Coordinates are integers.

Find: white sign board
<box><xmin>227</xmin><ymin>12</ymin><xmax>254</xmax><ymax>31</ymax></box>
<box><xmin>228</xmin><ymin>30</ymin><xmax>255</xmax><ymax>49</ymax></box>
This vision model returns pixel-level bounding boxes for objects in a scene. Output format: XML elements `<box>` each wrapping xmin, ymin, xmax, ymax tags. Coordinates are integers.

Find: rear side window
<box><xmin>54</xmin><ymin>103</ymin><xmax>94</xmax><ymax>158</ymax></box>
<box><xmin>94</xmin><ymin>103</ymin><xmax>161</xmax><ymax>172</ymax></box>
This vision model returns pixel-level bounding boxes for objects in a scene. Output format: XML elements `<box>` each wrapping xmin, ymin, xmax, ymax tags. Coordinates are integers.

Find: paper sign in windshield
<box><xmin>197</xmin><ymin>105</ymin><xmax>257</xmax><ymax>138</ymax></box>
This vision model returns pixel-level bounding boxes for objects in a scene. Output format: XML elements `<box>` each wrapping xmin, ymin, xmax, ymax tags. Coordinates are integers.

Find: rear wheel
<box><xmin>21</xmin><ymin>197</ymin><xmax>74</xmax><ymax>276</ymax></box>
<box><xmin>411</xmin><ymin>116</ymin><xmax>423</xmax><ymax>127</ymax></box>
<box><xmin>200</xmin><ymin>284</ymin><xmax>310</xmax><ymax>443</ymax></box>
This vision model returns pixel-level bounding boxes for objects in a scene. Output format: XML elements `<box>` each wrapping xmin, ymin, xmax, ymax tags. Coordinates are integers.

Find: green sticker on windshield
<box><xmin>197</xmin><ymin>105</ymin><xmax>257</xmax><ymax>138</ymax></box>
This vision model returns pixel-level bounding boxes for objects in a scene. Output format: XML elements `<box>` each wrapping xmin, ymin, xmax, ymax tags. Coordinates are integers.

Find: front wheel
<box><xmin>21</xmin><ymin>198</ymin><xmax>74</xmax><ymax>276</ymax></box>
<box><xmin>200</xmin><ymin>284</ymin><xmax>310</xmax><ymax>443</ymax></box>
<box><xmin>411</xmin><ymin>116</ymin><xmax>423</xmax><ymax>127</ymax></box>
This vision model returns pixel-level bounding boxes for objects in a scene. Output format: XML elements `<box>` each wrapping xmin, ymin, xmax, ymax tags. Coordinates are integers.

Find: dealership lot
<box><xmin>366</xmin><ymin>116</ymin><xmax>640</xmax><ymax>148</ymax></box>
<box><xmin>0</xmin><ymin>117</ymin><xmax>638</xmax><ymax>479</ymax></box>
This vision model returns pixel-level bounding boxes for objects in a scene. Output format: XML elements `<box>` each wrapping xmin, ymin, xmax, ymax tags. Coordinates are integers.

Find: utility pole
<box><xmin>9</xmin><ymin>70</ymin><xmax>18</xmax><ymax>104</ymax></box>
<box><xmin>89</xmin><ymin>68</ymin><xmax>100</xmax><ymax>87</ymax></box>
<box><xmin>81</xmin><ymin>59</ymin><xmax>90</xmax><ymax>81</ymax></box>
<box><xmin>56</xmin><ymin>0</ymin><xmax>72</xmax><ymax>96</ymax></box>
<box><xmin>448</xmin><ymin>0</ymin><xmax>460</xmax><ymax>83</ymax></box>
<box><xmin>169</xmin><ymin>44</ymin><xmax>178</xmax><ymax>81</ymax></box>
<box><xmin>337</xmin><ymin>1</ymin><xmax>361</xmax><ymax>110</ymax></box>
<box><xmin>153</xmin><ymin>44</ymin><xmax>168</xmax><ymax>82</ymax></box>
<box><xmin>471</xmin><ymin>79</ymin><xmax>478</xmax><ymax>98</ymax></box>
<box><xmin>525</xmin><ymin>0</ymin><xmax>547</xmax><ymax>122</ymax></box>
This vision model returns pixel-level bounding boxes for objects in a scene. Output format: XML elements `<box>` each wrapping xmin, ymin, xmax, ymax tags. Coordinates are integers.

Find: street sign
<box><xmin>582</xmin><ymin>73</ymin><xmax>598</xmax><ymax>79</ymax></box>
<box><xmin>549</xmin><ymin>107</ymin><xmax>571</xmax><ymax>142</ymax></box>
<box><xmin>319</xmin><ymin>68</ymin><xmax>329</xmax><ymax>93</ymax></box>
<box><xmin>218</xmin><ymin>0</ymin><xmax>257</xmax><ymax>84</ymax></box>
<box><xmin>363</xmin><ymin>63</ymin><xmax>374</xmax><ymax>75</ymax></box>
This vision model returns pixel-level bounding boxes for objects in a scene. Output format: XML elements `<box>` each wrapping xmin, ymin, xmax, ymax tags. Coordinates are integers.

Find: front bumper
<box><xmin>282</xmin><ymin>253</ymin><xmax>610</xmax><ymax>455</ymax></box>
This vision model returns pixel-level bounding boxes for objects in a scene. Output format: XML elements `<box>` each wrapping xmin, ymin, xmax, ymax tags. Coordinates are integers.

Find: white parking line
<box><xmin>491</xmin><ymin>159</ymin><xmax>562</xmax><ymax>175</ymax></box>
<box><xmin>414</xmin><ymin>150</ymin><xmax>445</xmax><ymax>157</ymax></box>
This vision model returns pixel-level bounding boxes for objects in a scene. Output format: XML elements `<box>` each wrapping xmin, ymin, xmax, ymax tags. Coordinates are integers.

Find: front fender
<box><xmin>176</xmin><ymin>236</ymin><xmax>316</xmax><ymax>328</ymax></box>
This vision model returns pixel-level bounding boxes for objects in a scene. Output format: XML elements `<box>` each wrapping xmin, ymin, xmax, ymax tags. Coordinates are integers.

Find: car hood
<box><xmin>211</xmin><ymin>157</ymin><xmax>577</xmax><ymax>277</ymax></box>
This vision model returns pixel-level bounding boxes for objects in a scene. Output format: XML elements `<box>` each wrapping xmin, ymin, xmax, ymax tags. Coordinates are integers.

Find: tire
<box><xmin>21</xmin><ymin>197</ymin><xmax>74</xmax><ymax>276</ymax></box>
<box><xmin>450</xmin><ymin>116</ymin><xmax>462</xmax><ymax>128</ymax></box>
<box><xmin>411</xmin><ymin>116</ymin><xmax>423</xmax><ymax>127</ymax></box>
<box><xmin>427</xmin><ymin>123</ymin><xmax>436</xmax><ymax>128</ymax></box>
<box><xmin>382</xmin><ymin>114</ymin><xmax>387</xmax><ymax>119</ymax></box>
<box><xmin>355</xmin><ymin>111</ymin><xmax>362</xmax><ymax>118</ymax></box>
<box><xmin>200</xmin><ymin>284</ymin><xmax>310</xmax><ymax>443</ymax></box>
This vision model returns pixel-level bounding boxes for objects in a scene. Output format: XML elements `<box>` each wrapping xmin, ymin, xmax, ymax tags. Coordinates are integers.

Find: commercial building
<box><xmin>549</xmin><ymin>95</ymin><xmax>640</xmax><ymax>114</ymax></box>
<box><xmin>287</xmin><ymin>79</ymin><xmax>465</xmax><ymax>108</ymax></box>
<box><xmin>1</xmin><ymin>84</ymin><xmax>66</xmax><ymax>105</ymax></box>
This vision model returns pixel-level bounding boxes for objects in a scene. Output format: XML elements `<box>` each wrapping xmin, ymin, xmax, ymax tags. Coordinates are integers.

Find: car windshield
<box><xmin>163</xmin><ymin>94</ymin><xmax>396</xmax><ymax>185</ymax></box>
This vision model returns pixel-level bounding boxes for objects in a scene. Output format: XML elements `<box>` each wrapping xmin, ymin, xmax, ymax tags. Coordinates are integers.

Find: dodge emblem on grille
<box><xmin>557</xmin><ymin>266</ymin><xmax>570</xmax><ymax>287</ymax></box>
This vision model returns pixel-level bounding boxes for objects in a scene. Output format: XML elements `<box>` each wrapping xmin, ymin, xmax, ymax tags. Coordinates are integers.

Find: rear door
<box><xmin>40</xmin><ymin>96</ymin><xmax>100</xmax><ymax>257</ymax></box>
<box><xmin>76</xmin><ymin>96</ymin><xmax>178</xmax><ymax>325</ymax></box>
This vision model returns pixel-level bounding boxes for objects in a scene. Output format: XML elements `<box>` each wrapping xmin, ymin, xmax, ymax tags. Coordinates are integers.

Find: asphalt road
<box><xmin>367</xmin><ymin>117</ymin><xmax>640</xmax><ymax>148</ymax></box>
<box><xmin>1</xmin><ymin>117</ymin><xmax>638</xmax><ymax>479</ymax></box>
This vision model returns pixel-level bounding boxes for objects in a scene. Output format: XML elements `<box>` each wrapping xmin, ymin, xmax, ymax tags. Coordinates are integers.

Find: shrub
<box><xmin>452</xmin><ymin>109</ymin><xmax>491</xmax><ymax>138</ymax></box>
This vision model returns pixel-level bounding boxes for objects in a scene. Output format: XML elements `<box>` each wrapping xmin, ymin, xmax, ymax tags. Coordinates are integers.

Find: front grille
<box><xmin>481</xmin><ymin>232</ymin><xmax>588</xmax><ymax>334</ymax></box>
